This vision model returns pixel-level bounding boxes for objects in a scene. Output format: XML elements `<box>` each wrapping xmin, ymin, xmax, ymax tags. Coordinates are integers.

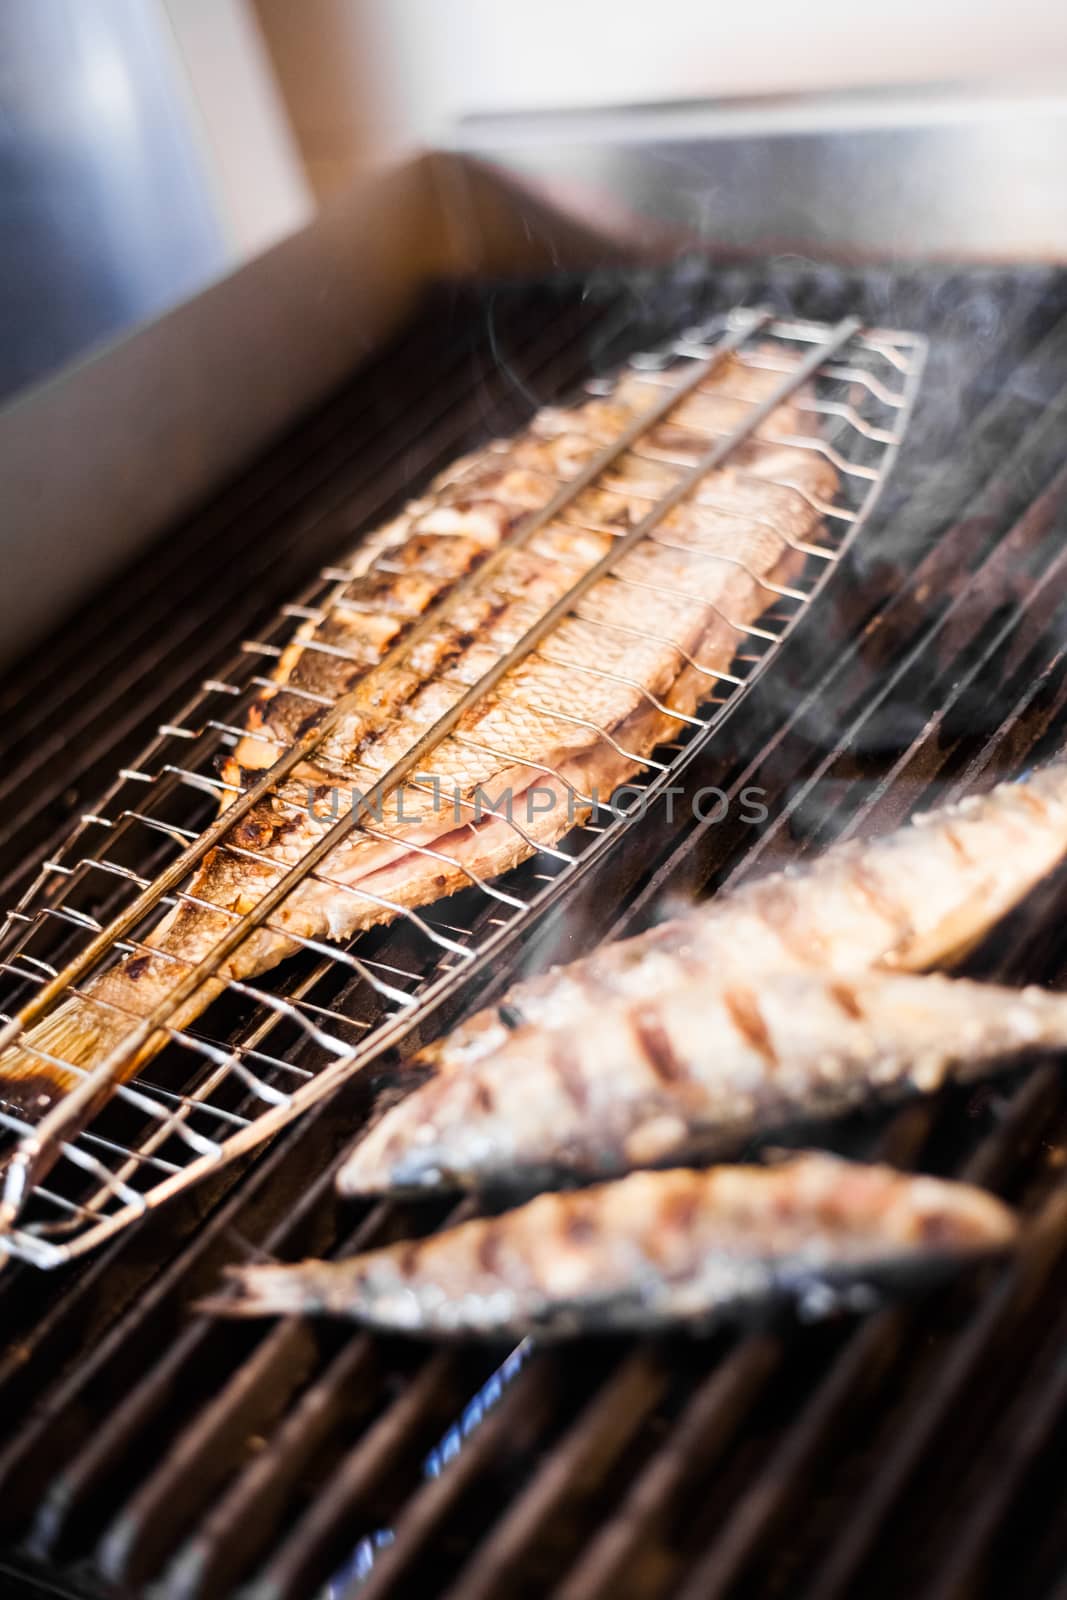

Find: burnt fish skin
<box><xmin>0</xmin><ymin>355</ymin><xmax>832</xmax><ymax>1126</ymax></box>
<box><xmin>341</xmin><ymin>971</ymin><xmax>1067</xmax><ymax>1193</ymax></box>
<box><xmin>208</xmin><ymin>1153</ymin><xmax>1016</xmax><ymax>1339</ymax></box>
<box><xmin>422</xmin><ymin>761</ymin><xmax>1067</xmax><ymax>1077</ymax></box>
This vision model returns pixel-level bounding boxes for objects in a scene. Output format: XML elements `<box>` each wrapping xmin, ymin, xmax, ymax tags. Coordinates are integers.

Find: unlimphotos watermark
<box><xmin>304</xmin><ymin>778</ymin><xmax>768</xmax><ymax>829</ymax></box>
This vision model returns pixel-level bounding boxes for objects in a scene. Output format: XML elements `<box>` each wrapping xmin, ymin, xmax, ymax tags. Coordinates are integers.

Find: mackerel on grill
<box><xmin>420</xmin><ymin>761</ymin><xmax>1067</xmax><ymax>1078</ymax></box>
<box><xmin>0</xmin><ymin>355</ymin><xmax>831</xmax><ymax>1126</ymax></box>
<box><xmin>342</xmin><ymin>969</ymin><xmax>1067</xmax><ymax>1193</ymax></box>
<box><xmin>208</xmin><ymin>1153</ymin><xmax>1017</xmax><ymax>1338</ymax></box>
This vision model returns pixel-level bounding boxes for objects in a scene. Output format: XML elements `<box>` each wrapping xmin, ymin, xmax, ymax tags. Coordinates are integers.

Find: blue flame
<box><xmin>325</xmin><ymin>1339</ymin><xmax>532</xmax><ymax>1594</ymax></box>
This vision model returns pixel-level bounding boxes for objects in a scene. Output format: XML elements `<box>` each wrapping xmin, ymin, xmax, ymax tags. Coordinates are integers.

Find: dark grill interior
<box><xmin>2</xmin><ymin>262</ymin><xmax>1067</xmax><ymax>1599</ymax></box>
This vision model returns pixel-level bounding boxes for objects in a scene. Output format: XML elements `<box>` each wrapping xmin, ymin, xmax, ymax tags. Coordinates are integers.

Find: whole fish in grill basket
<box><xmin>0</xmin><ymin>349</ymin><xmax>837</xmax><ymax>1135</ymax></box>
<box><xmin>342</xmin><ymin>968</ymin><xmax>1067</xmax><ymax>1193</ymax></box>
<box><xmin>206</xmin><ymin>1152</ymin><xmax>1017</xmax><ymax>1338</ymax></box>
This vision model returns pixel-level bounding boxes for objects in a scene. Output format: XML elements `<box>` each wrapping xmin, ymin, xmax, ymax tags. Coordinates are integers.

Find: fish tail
<box><xmin>0</xmin><ymin>994</ymin><xmax>119</xmax><ymax>1125</ymax></box>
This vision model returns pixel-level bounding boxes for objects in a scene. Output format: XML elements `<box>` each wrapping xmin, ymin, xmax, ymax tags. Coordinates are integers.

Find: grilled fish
<box><xmin>207</xmin><ymin>1153</ymin><xmax>1016</xmax><ymax>1338</ymax></box>
<box><xmin>0</xmin><ymin>354</ymin><xmax>834</xmax><ymax>1127</ymax></box>
<box><xmin>421</xmin><ymin>761</ymin><xmax>1067</xmax><ymax>1077</ymax></box>
<box><xmin>342</xmin><ymin>970</ymin><xmax>1067</xmax><ymax>1193</ymax></box>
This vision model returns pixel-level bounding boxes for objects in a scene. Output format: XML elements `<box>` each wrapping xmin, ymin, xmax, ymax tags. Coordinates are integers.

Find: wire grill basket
<box><xmin>0</xmin><ymin>308</ymin><xmax>925</xmax><ymax>1266</ymax></box>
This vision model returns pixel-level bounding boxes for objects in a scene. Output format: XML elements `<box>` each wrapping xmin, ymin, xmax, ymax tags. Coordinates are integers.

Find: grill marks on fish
<box><xmin>340</xmin><ymin>968</ymin><xmax>1067</xmax><ymax>1193</ymax></box>
<box><xmin>0</xmin><ymin>354</ymin><xmax>830</xmax><ymax>1124</ymax></box>
<box><xmin>827</xmin><ymin>980</ymin><xmax>865</xmax><ymax>1022</ymax></box>
<box><xmin>422</xmin><ymin>762</ymin><xmax>1067</xmax><ymax>1076</ymax></box>
<box><xmin>209</xmin><ymin>1153</ymin><xmax>1017</xmax><ymax>1337</ymax></box>
<box><xmin>630</xmin><ymin>1004</ymin><xmax>688</xmax><ymax>1086</ymax></box>
<box><xmin>721</xmin><ymin>985</ymin><xmax>777</xmax><ymax>1068</ymax></box>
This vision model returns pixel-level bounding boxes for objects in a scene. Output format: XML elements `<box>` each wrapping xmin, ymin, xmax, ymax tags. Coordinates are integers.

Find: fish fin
<box><xmin>0</xmin><ymin>995</ymin><xmax>107</xmax><ymax>1124</ymax></box>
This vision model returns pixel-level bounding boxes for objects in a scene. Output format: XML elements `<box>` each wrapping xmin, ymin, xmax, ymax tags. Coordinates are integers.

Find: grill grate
<box><xmin>0</xmin><ymin>264</ymin><xmax>1066</xmax><ymax>1600</ymax></box>
<box><xmin>0</xmin><ymin>308</ymin><xmax>922</xmax><ymax>1266</ymax></box>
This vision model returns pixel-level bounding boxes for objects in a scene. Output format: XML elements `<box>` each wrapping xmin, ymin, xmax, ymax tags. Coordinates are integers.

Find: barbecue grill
<box><xmin>2</xmin><ymin>102</ymin><xmax>1067</xmax><ymax>1600</ymax></box>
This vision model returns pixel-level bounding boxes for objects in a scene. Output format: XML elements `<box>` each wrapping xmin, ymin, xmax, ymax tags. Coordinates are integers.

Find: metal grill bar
<box><xmin>555</xmin><ymin>1336</ymin><xmax>782</xmax><ymax>1600</ymax></box>
<box><xmin>919</xmin><ymin>1289</ymin><xmax>1067</xmax><ymax>1600</ymax></box>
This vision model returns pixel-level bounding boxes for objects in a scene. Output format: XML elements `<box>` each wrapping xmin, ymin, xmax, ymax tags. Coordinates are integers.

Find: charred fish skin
<box><xmin>209</xmin><ymin>1154</ymin><xmax>1017</xmax><ymax>1339</ymax></box>
<box><xmin>340</xmin><ymin>971</ymin><xmax>1067</xmax><ymax>1195</ymax></box>
<box><xmin>0</xmin><ymin>355</ymin><xmax>831</xmax><ymax>1124</ymax></box>
<box><xmin>423</xmin><ymin>760</ymin><xmax>1067</xmax><ymax>1075</ymax></box>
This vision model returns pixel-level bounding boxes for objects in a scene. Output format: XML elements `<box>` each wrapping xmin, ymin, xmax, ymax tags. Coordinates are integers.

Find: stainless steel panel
<box><xmin>453</xmin><ymin>91</ymin><xmax>1067</xmax><ymax>265</ymax></box>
